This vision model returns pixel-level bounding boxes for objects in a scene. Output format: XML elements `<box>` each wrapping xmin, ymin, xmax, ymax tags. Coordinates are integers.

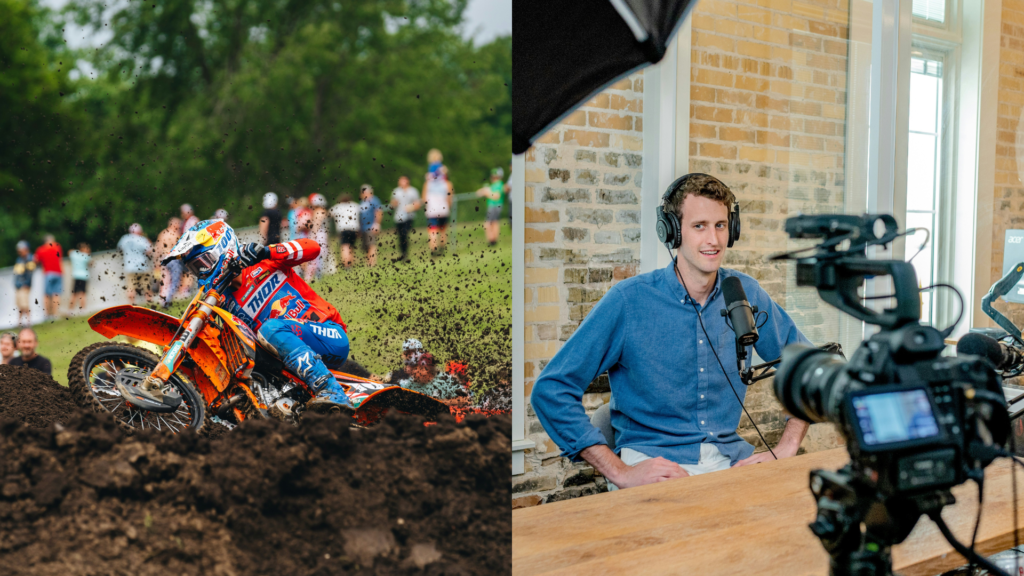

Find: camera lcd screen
<box><xmin>851</xmin><ymin>389</ymin><xmax>940</xmax><ymax>447</ymax></box>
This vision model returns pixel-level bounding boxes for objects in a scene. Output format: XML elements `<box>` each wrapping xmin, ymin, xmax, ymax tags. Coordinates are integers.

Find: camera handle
<box><xmin>798</xmin><ymin>258</ymin><xmax>920</xmax><ymax>331</ymax></box>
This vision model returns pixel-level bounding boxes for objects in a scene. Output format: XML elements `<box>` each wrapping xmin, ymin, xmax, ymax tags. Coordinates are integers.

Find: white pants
<box><xmin>607</xmin><ymin>443</ymin><xmax>732</xmax><ymax>491</ymax></box>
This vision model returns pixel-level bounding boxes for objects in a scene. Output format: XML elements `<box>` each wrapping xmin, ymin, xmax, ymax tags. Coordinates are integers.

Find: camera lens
<box><xmin>774</xmin><ymin>344</ymin><xmax>856</xmax><ymax>424</ymax></box>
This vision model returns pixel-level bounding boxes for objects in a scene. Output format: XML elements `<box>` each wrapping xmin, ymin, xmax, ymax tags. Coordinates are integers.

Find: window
<box><xmin>913</xmin><ymin>0</ymin><xmax>947</xmax><ymax>25</ymax></box>
<box><xmin>905</xmin><ymin>55</ymin><xmax>945</xmax><ymax>324</ymax></box>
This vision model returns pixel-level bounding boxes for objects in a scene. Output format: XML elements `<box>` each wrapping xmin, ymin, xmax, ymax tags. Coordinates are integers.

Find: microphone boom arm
<box><xmin>982</xmin><ymin>261</ymin><xmax>1024</xmax><ymax>340</ymax></box>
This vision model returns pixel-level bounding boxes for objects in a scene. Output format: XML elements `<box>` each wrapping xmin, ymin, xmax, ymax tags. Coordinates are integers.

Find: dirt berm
<box><xmin>0</xmin><ymin>365</ymin><xmax>511</xmax><ymax>575</ymax></box>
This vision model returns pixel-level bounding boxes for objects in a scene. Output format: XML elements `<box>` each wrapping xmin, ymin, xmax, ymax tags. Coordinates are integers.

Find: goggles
<box><xmin>185</xmin><ymin>251</ymin><xmax>221</xmax><ymax>278</ymax></box>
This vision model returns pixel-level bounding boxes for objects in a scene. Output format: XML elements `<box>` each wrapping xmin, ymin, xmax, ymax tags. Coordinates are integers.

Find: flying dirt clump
<box><xmin>0</xmin><ymin>403</ymin><xmax>511</xmax><ymax>575</ymax></box>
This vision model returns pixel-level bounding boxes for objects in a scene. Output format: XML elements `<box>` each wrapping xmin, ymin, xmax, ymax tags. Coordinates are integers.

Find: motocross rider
<box><xmin>163</xmin><ymin>219</ymin><xmax>353</xmax><ymax>416</ymax></box>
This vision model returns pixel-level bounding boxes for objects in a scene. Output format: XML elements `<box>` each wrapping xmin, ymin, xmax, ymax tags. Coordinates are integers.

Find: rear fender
<box><xmin>88</xmin><ymin>305</ymin><xmax>233</xmax><ymax>397</ymax></box>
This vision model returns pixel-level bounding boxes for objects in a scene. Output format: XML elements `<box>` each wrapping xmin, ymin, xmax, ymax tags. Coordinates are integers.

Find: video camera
<box><xmin>770</xmin><ymin>214</ymin><xmax>1011</xmax><ymax>576</ymax></box>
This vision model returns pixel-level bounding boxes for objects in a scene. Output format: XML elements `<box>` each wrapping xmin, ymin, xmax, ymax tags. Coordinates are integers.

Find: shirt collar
<box><xmin>664</xmin><ymin>259</ymin><xmax>725</xmax><ymax>307</ymax></box>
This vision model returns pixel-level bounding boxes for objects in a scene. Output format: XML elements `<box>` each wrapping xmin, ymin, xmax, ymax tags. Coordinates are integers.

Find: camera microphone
<box><xmin>956</xmin><ymin>332</ymin><xmax>1024</xmax><ymax>373</ymax></box>
<box><xmin>721</xmin><ymin>276</ymin><xmax>759</xmax><ymax>347</ymax></box>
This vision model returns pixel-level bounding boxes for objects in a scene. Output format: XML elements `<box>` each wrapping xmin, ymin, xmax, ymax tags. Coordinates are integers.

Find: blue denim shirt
<box><xmin>531</xmin><ymin>262</ymin><xmax>810</xmax><ymax>465</ymax></box>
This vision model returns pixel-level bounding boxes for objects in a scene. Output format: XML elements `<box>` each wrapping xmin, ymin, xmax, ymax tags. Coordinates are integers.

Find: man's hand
<box><xmin>732</xmin><ymin>451</ymin><xmax>777</xmax><ymax>467</ymax></box>
<box><xmin>581</xmin><ymin>444</ymin><xmax>688</xmax><ymax>490</ymax></box>
<box><xmin>611</xmin><ymin>456</ymin><xmax>690</xmax><ymax>489</ymax></box>
<box><xmin>238</xmin><ymin>243</ymin><xmax>268</xmax><ymax>267</ymax></box>
<box><xmin>732</xmin><ymin>418</ymin><xmax>808</xmax><ymax>467</ymax></box>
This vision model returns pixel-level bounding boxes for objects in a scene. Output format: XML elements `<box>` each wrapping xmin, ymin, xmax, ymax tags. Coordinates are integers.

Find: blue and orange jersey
<box><xmin>220</xmin><ymin>239</ymin><xmax>346</xmax><ymax>333</ymax></box>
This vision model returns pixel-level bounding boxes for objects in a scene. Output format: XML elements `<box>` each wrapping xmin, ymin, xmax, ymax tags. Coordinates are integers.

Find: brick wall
<box><xmin>687</xmin><ymin>0</ymin><xmax>850</xmax><ymax>451</ymax></box>
<box><xmin>514</xmin><ymin>0</ymin><xmax>851</xmax><ymax>508</ymax></box>
<box><xmin>516</xmin><ymin>73</ymin><xmax>645</xmax><ymax>507</ymax></box>
<box><xmin>993</xmin><ymin>0</ymin><xmax>1024</xmax><ymax>333</ymax></box>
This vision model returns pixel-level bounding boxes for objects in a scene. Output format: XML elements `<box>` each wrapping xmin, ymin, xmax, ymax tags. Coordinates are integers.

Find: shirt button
<box><xmin>701</xmin><ymin>395</ymin><xmax>704</xmax><ymax>399</ymax></box>
<box><xmin>699</xmin><ymin>340</ymin><xmax>703</xmax><ymax>344</ymax></box>
<box><xmin>701</xmin><ymin>420</ymin><xmax>705</xmax><ymax>425</ymax></box>
<box><xmin>700</xmin><ymin>368</ymin><xmax>704</xmax><ymax>372</ymax></box>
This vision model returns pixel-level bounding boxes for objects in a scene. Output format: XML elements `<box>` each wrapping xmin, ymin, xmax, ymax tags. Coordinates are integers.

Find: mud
<box><xmin>0</xmin><ymin>365</ymin><xmax>80</xmax><ymax>429</ymax></box>
<box><xmin>0</xmin><ymin>366</ymin><xmax>511</xmax><ymax>575</ymax></box>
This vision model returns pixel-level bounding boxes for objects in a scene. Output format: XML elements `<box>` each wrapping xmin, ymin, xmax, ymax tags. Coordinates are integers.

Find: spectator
<box><xmin>68</xmin><ymin>242</ymin><xmax>92</xmax><ymax>314</ymax></box>
<box><xmin>213</xmin><ymin>208</ymin><xmax>229</xmax><ymax>222</ymax></box>
<box><xmin>359</xmin><ymin>184</ymin><xmax>383</xmax><ymax>267</ymax></box>
<box><xmin>1</xmin><ymin>332</ymin><xmax>17</xmax><ymax>365</ymax></box>
<box><xmin>118</xmin><ymin>223</ymin><xmax>154</xmax><ymax>305</ymax></box>
<box><xmin>178</xmin><ymin>205</ymin><xmax>199</xmax><ymax>298</ymax></box>
<box><xmin>330</xmin><ymin>193</ymin><xmax>360</xmax><ymax>269</ymax></box>
<box><xmin>390</xmin><ymin>176</ymin><xmax>420</xmax><ymax>262</ymax></box>
<box><xmin>285</xmin><ymin>196</ymin><xmax>298</xmax><ymax>241</ymax></box>
<box><xmin>307</xmin><ymin>193</ymin><xmax>329</xmax><ymax>280</ymax></box>
<box><xmin>422</xmin><ymin>151</ymin><xmax>453</xmax><ymax>255</ymax></box>
<box><xmin>260</xmin><ymin>192</ymin><xmax>284</xmax><ymax>245</ymax></box>
<box><xmin>476</xmin><ymin>167</ymin><xmax>506</xmax><ymax>246</ymax></box>
<box><xmin>399</xmin><ymin>353</ymin><xmax>466</xmax><ymax>400</ymax></box>
<box><xmin>9</xmin><ymin>327</ymin><xmax>52</xmax><ymax>376</ymax></box>
<box><xmin>294</xmin><ymin>196</ymin><xmax>312</xmax><ymax>239</ymax></box>
<box><xmin>35</xmin><ymin>234</ymin><xmax>64</xmax><ymax>320</ymax></box>
<box><xmin>386</xmin><ymin>337</ymin><xmax>424</xmax><ymax>383</ymax></box>
<box><xmin>180</xmin><ymin>203</ymin><xmax>199</xmax><ymax>234</ymax></box>
<box><xmin>13</xmin><ymin>241</ymin><xmax>36</xmax><ymax>327</ymax></box>
<box><xmin>155</xmin><ymin>217</ymin><xmax>183</xmax><ymax>308</ymax></box>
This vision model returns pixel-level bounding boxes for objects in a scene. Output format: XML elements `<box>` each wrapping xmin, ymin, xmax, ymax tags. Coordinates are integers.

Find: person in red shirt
<box><xmin>164</xmin><ymin>220</ymin><xmax>352</xmax><ymax>416</ymax></box>
<box><xmin>34</xmin><ymin>234</ymin><xmax>64</xmax><ymax>320</ymax></box>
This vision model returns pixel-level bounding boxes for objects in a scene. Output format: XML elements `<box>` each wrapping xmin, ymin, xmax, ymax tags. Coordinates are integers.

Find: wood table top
<box><xmin>512</xmin><ymin>448</ymin><xmax>1024</xmax><ymax>575</ymax></box>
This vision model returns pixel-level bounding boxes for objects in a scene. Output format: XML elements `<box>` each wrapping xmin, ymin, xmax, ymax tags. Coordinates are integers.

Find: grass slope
<box><xmin>34</xmin><ymin>221</ymin><xmax>512</xmax><ymax>390</ymax></box>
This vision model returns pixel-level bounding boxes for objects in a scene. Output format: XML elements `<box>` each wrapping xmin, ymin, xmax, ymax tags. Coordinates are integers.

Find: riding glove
<box><xmin>238</xmin><ymin>243</ymin><xmax>269</xmax><ymax>267</ymax></box>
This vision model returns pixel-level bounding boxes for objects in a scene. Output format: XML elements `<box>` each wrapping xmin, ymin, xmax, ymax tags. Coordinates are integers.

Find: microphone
<box><xmin>956</xmin><ymin>333</ymin><xmax>1024</xmax><ymax>372</ymax></box>
<box><xmin>721</xmin><ymin>276</ymin><xmax>759</xmax><ymax>347</ymax></box>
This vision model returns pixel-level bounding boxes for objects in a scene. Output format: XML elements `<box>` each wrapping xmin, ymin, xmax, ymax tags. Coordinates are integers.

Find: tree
<box><xmin>0</xmin><ymin>0</ymin><xmax>82</xmax><ymax>265</ymax></box>
<box><xmin>50</xmin><ymin>0</ymin><xmax>509</xmax><ymax>253</ymax></box>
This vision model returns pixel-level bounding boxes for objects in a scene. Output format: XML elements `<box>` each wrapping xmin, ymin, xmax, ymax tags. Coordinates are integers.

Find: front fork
<box><xmin>142</xmin><ymin>290</ymin><xmax>221</xmax><ymax>391</ymax></box>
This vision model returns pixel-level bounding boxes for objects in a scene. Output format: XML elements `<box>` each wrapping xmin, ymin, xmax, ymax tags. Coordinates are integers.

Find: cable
<box><xmin>930</xmin><ymin>510</ymin><xmax>1013</xmax><ymax>576</ymax></box>
<box><xmin>905</xmin><ymin>227</ymin><xmax>931</xmax><ymax>264</ymax></box>
<box><xmin>1011</xmin><ymin>433</ymin><xmax>1020</xmax><ymax>552</ymax></box>
<box><xmin>669</xmin><ymin>253</ymin><xmax>777</xmax><ymax>460</ymax></box>
<box><xmin>755</xmin><ymin>309</ymin><xmax>769</xmax><ymax>330</ymax></box>
<box><xmin>970</xmin><ymin>475</ymin><xmax>984</xmax><ymax>569</ymax></box>
<box><xmin>860</xmin><ymin>283</ymin><xmax>964</xmax><ymax>338</ymax></box>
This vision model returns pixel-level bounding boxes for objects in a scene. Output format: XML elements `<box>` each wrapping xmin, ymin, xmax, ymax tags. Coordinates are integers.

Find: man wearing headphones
<box><xmin>531</xmin><ymin>174</ymin><xmax>812</xmax><ymax>490</ymax></box>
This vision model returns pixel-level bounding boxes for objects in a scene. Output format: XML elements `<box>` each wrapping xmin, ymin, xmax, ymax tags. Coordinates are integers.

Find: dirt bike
<box><xmin>67</xmin><ymin>260</ymin><xmax>449</xmax><ymax>434</ymax></box>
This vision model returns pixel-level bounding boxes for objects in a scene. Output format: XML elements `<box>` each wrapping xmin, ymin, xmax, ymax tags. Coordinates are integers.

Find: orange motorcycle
<box><xmin>68</xmin><ymin>259</ymin><xmax>448</xmax><ymax>434</ymax></box>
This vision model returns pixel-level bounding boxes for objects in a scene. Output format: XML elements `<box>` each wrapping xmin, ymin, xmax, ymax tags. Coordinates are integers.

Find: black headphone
<box><xmin>655</xmin><ymin>173</ymin><xmax>741</xmax><ymax>249</ymax></box>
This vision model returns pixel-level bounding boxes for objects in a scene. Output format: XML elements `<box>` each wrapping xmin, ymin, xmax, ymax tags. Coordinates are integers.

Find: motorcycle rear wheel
<box><xmin>68</xmin><ymin>341</ymin><xmax>207</xmax><ymax>434</ymax></box>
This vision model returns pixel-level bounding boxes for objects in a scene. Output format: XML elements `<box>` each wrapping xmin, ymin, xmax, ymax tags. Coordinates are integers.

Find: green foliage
<box><xmin>0</xmin><ymin>0</ymin><xmax>83</xmax><ymax>254</ymax></box>
<box><xmin>0</xmin><ymin>0</ymin><xmax>510</xmax><ymax>267</ymax></box>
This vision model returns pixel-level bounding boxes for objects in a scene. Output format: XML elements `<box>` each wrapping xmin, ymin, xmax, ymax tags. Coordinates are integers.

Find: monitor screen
<box><xmin>851</xmin><ymin>389</ymin><xmax>940</xmax><ymax>446</ymax></box>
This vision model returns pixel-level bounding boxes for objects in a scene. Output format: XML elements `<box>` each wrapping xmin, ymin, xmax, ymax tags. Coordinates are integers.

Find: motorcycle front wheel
<box><xmin>68</xmin><ymin>341</ymin><xmax>207</xmax><ymax>434</ymax></box>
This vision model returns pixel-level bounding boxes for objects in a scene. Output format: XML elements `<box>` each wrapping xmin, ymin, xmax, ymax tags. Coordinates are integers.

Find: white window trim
<box><xmin>641</xmin><ymin>30</ymin><xmax>686</xmax><ymax>274</ymax></box>
<box><xmin>511</xmin><ymin>153</ymin><xmax>533</xmax><ymax>476</ymax></box>
<box><xmin>959</xmin><ymin>0</ymin><xmax>1000</xmax><ymax>334</ymax></box>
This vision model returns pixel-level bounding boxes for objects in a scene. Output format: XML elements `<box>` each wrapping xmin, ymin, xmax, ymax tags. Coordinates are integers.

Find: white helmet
<box><xmin>162</xmin><ymin>219</ymin><xmax>239</xmax><ymax>280</ymax></box>
<box><xmin>263</xmin><ymin>192</ymin><xmax>278</xmax><ymax>209</ymax></box>
<box><xmin>310</xmin><ymin>193</ymin><xmax>327</xmax><ymax>208</ymax></box>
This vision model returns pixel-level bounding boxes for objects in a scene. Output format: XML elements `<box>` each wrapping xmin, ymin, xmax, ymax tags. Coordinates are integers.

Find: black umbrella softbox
<box><xmin>513</xmin><ymin>0</ymin><xmax>695</xmax><ymax>154</ymax></box>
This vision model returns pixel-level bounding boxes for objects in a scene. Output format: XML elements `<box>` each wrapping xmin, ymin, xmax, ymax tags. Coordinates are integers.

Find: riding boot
<box><xmin>282</xmin><ymin>348</ymin><xmax>354</xmax><ymax>415</ymax></box>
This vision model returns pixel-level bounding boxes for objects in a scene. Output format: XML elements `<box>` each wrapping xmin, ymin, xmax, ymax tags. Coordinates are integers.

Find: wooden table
<box><xmin>512</xmin><ymin>448</ymin><xmax>1024</xmax><ymax>575</ymax></box>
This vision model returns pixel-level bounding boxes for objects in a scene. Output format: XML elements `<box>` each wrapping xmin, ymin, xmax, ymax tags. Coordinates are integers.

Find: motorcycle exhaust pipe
<box><xmin>215</xmin><ymin>393</ymin><xmax>246</xmax><ymax>417</ymax></box>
